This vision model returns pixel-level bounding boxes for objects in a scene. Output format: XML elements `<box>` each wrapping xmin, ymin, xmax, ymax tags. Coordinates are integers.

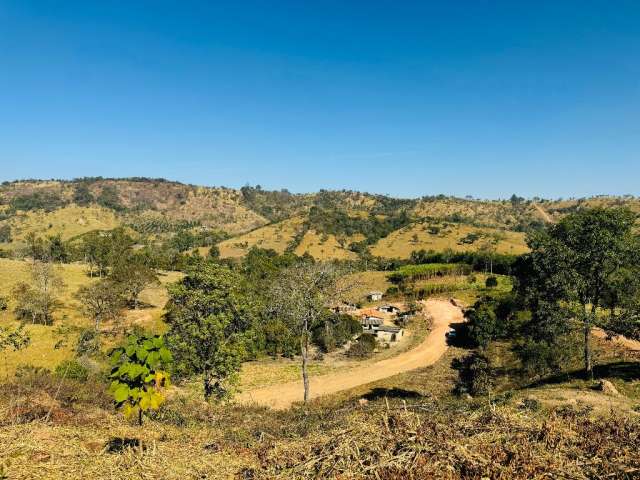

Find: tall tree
<box><xmin>164</xmin><ymin>261</ymin><xmax>256</xmax><ymax>400</ymax></box>
<box><xmin>13</xmin><ymin>260</ymin><xmax>65</xmax><ymax>325</ymax></box>
<box><xmin>110</xmin><ymin>257</ymin><xmax>159</xmax><ymax>309</ymax></box>
<box><xmin>519</xmin><ymin>208</ymin><xmax>637</xmax><ymax>377</ymax></box>
<box><xmin>75</xmin><ymin>279</ymin><xmax>125</xmax><ymax>332</ymax></box>
<box><xmin>268</xmin><ymin>261</ymin><xmax>351</xmax><ymax>404</ymax></box>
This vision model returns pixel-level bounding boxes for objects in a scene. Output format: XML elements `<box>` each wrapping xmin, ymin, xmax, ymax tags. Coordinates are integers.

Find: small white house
<box><xmin>367</xmin><ymin>291</ymin><xmax>383</xmax><ymax>301</ymax></box>
<box><xmin>375</xmin><ymin>325</ymin><xmax>404</xmax><ymax>342</ymax></box>
<box><xmin>377</xmin><ymin>304</ymin><xmax>401</xmax><ymax>314</ymax></box>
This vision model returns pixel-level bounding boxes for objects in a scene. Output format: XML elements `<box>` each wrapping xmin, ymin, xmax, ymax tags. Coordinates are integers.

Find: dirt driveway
<box><xmin>237</xmin><ymin>299</ymin><xmax>463</xmax><ymax>409</ymax></box>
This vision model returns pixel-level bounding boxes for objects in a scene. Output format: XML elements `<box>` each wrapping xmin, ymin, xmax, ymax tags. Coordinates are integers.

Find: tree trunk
<box><xmin>584</xmin><ymin>307</ymin><xmax>594</xmax><ymax>378</ymax></box>
<box><xmin>301</xmin><ymin>333</ymin><xmax>310</xmax><ymax>404</ymax></box>
<box><xmin>204</xmin><ymin>371</ymin><xmax>211</xmax><ymax>400</ymax></box>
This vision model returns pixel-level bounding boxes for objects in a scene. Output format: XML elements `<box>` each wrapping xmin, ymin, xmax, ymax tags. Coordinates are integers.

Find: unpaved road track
<box><xmin>533</xmin><ymin>203</ymin><xmax>553</xmax><ymax>223</ymax></box>
<box><xmin>238</xmin><ymin>299</ymin><xmax>463</xmax><ymax>409</ymax></box>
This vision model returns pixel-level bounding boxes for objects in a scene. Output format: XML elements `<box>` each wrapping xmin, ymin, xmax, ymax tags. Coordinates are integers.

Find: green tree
<box><xmin>75</xmin><ymin>279</ymin><xmax>125</xmax><ymax>332</ymax></box>
<box><xmin>80</xmin><ymin>228</ymin><xmax>134</xmax><ymax>277</ymax></box>
<box><xmin>108</xmin><ymin>334</ymin><xmax>172</xmax><ymax>425</ymax></box>
<box><xmin>164</xmin><ymin>262</ymin><xmax>255</xmax><ymax>400</ymax></box>
<box><xmin>518</xmin><ymin>208</ymin><xmax>638</xmax><ymax>377</ymax></box>
<box><xmin>12</xmin><ymin>260</ymin><xmax>65</xmax><ymax>325</ymax></box>
<box><xmin>47</xmin><ymin>234</ymin><xmax>68</xmax><ymax>263</ymax></box>
<box><xmin>110</xmin><ymin>257</ymin><xmax>159</xmax><ymax>309</ymax></box>
<box><xmin>73</xmin><ymin>183</ymin><xmax>94</xmax><ymax>206</ymax></box>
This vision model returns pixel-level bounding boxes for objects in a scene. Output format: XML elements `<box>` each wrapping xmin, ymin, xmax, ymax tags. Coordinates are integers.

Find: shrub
<box><xmin>454</xmin><ymin>353</ymin><xmax>494</xmax><ymax>396</ymax></box>
<box><xmin>485</xmin><ymin>276</ymin><xmax>498</xmax><ymax>288</ymax></box>
<box><xmin>0</xmin><ymin>296</ymin><xmax>7</xmax><ymax>311</ymax></box>
<box><xmin>9</xmin><ymin>191</ymin><xmax>66</xmax><ymax>212</ymax></box>
<box><xmin>55</xmin><ymin>359</ymin><xmax>89</xmax><ymax>382</ymax></box>
<box><xmin>385</xmin><ymin>286</ymin><xmax>399</xmax><ymax>296</ymax></box>
<box><xmin>312</xmin><ymin>314</ymin><xmax>362</xmax><ymax>353</ymax></box>
<box><xmin>0</xmin><ymin>224</ymin><xmax>11</xmax><ymax>243</ymax></box>
<box><xmin>75</xmin><ymin>328</ymin><xmax>101</xmax><ymax>357</ymax></box>
<box><xmin>347</xmin><ymin>334</ymin><xmax>377</xmax><ymax>358</ymax></box>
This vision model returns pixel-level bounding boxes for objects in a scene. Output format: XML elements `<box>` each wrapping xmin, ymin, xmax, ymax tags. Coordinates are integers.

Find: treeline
<box><xmin>240</xmin><ymin>185</ymin><xmax>305</xmax><ymax>222</ymax></box>
<box><xmin>409</xmin><ymin>249</ymin><xmax>519</xmax><ymax>275</ymax></box>
<box><xmin>460</xmin><ymin>207</ymin><xmax>640</xmax><ymax>391</ymax></box>
<box><xmin>306</xmin><ymin>206</ymin><xmax>413</xmax><ymax>252</ymax></box>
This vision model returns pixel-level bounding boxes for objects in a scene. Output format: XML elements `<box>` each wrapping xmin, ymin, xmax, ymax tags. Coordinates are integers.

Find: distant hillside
<box><xmin>0</xmin><ymin>178</ymin><xmax>637</xmax><ymax>260</ymax></box>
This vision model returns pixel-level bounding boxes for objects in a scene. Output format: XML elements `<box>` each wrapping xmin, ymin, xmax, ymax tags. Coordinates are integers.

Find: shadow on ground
<box><xmin>361</xmin><ymin>387</ymin><xmax>423</xmax><ymax>401</ymax></box>
<box><xmin>525</xmin><ymin>361</ymin><xmax>640</xmax><ymax>389</ymax></box>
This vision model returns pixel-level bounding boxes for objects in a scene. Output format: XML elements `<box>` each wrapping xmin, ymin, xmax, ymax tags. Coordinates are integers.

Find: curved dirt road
<box><xmin>238</xmin><ymin>299</ymin><xmax>463</xmax><ymax>409</ymax></box>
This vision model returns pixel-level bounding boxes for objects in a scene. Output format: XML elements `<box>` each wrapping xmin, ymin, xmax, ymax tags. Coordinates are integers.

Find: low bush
<box><xmin>55</xmin><ymin>359</ymin><xmax>89</xmax><ymax>382</ymax></box>
<box><xmin>453</xmin><ymin>352</ymin><xmax>494</xmax><ymax>396</ymax></box>
<box><xmin>485</xmin><ymin>275</ymin><xmax>498</xmax><ymax>288</ymax></box>
<box><xmin>347</xmin><ymin>333</ymin><xmax>377</xmax><ymax>358</ymax></box>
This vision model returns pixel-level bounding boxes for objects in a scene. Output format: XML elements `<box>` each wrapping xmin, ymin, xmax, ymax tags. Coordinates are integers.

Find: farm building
<box><xmin>377</xmin><ymin>304</ymin><xmax>401</xmax><ymax>314</ymax></box>
<box><xmin>361</xmin><ymin>315</ymin><xmax>384</xmax><ymax>332</ymax></box>
<box><xmin>334</xmin><ymin>302</ymin><xmax>358</xmax><ymax>313</ymax></box>
<box><xmin>367</xmin><ymin>291</ymin><xmax>383</xmax><ymax>301</ymax></box>
<box><xmin>375</xmin><ymin>325</ymin><xmax>404</xmax><ymax>342</ymax></box>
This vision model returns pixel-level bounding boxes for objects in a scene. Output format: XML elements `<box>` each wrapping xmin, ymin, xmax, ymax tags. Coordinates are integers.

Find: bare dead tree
<box><xmin>269</xmin><ymin>262</ymin><xmax>358</xmax><ymax>404</ymax></box>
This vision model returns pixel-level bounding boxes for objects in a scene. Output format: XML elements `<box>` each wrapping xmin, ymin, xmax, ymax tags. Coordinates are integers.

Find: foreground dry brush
<box><xmin>1</xmin><ymin>365</ymin><xmax>639</xmax><ymax>480</ymax></box>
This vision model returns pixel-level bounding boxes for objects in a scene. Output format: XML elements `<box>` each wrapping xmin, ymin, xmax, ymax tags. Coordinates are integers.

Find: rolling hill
<box><xmin>1</xmin><ymin>178</ymin><xmax>637</xmax><ymax>261</ymax></box>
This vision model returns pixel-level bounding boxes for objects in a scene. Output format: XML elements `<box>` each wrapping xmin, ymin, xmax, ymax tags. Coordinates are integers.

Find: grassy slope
<box><xmin>2</xmin><ymin>205</ymin><xmax>120</xmax><ymax>249</ymax></box>
<box><xmin>370</xmin><ymin>222</ymin><xmax>528</xmax><ymax>259</ymax></box>
<box><xmin>0</xmin><ymin>258</ymin><xmax>181</xmax><ymax>376</ymax></box>
<box><xmin>293</xmin><ymin>229</ymin><xmax>358</xmax><ymax>260</ymax></box>
<box><xmin>217</xmin><ymin>217</ymin><xmax>304</xmax><ymax>258</ymax></box>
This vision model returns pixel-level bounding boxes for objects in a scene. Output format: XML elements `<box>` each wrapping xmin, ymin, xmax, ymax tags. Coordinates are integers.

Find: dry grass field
<box><xmin>0</xmin><ymin>258</ymin><xmax>181</xmax><ymax>377</ymax></box>
<box><xmin>293</xmin><ymin>229</ymin><xmax>358</xmax><ymax>260</ymax></box>
<box><xmin>217</xmin><ymin>216</ymin><xmax>305</xmax><ymax>258</ymax></box>
<box><xmin>370</xmin><ymin>221</ymin><xmax>528</xmax><ymax>259</ymax></box>
<box><xmin>1</xmin><ymin>205</ymin><xmax>120</xmax><ymax>249</ymax></box>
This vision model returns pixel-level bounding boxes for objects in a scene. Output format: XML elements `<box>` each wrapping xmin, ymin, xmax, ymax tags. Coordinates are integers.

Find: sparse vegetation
<box><xmin>1</xmin><ymin>180</ymin><xmax>640</xmax><ymax>479</ymax></box>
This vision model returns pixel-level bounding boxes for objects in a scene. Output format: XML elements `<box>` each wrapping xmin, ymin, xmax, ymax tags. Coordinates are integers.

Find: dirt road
<box><xmin>533</xmin><ymin>203</ymin><xmax>553</xmax><ymax>223</ymax></box>
<box><xmin>238</xmin><ymin>299</ymin><xmax>463</xmax><ymax>409</ymax></box>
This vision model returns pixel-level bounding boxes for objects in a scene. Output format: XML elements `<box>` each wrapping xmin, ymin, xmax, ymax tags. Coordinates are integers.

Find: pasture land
<box><xmin>370</xmin><ymin>222</ymin><xmax>528</xmax><ymax>259</ymax></box>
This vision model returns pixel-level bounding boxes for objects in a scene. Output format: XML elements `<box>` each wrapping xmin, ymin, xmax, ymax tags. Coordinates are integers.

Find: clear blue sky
<box><xmin>1</xmin><ymin>1</ymin><xmax>639</xmax><ymax>198</ymax></box>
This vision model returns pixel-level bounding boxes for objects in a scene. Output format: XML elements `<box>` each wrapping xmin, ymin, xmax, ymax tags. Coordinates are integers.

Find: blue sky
<box><xmin>1</xmin><ymin>1</ymin><xmax>639</xmax><ymax>198</ymax></box>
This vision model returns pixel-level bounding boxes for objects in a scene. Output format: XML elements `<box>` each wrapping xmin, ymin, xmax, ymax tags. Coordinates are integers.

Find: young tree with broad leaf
<box><xmin>108</xmin><ymin>334</ymin><xmax>172</xmax><ymax>425</ymax></box>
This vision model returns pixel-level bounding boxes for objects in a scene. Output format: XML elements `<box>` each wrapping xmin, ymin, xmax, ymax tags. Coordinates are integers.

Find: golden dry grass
<box><xmin>3</xmin><ymin>205</ymin><xmax>120</xmax><ymax>249</ymax></box>
<box><xmin>370</xmin><ymin>222</ymin><xmax>528</xmax><ymax>259</ymax></box>
<box><xmin>341</xmin><ymin>270</ymin><xmax>392</xmax><ymax>303</ymax></box>
<box><xmin>0</xmin><ymin>258</ymin><xmax>182</xmax><ymax>377</ymax></box>
<box><xmin>293</xmin><ymin>230</ymin><xmax>358</xmax><ymax>260</ymax></box>
<box><xmin>217</xmin><ymin>216</ymin><xmax>304</xmax><ymax>258</ymax></box>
